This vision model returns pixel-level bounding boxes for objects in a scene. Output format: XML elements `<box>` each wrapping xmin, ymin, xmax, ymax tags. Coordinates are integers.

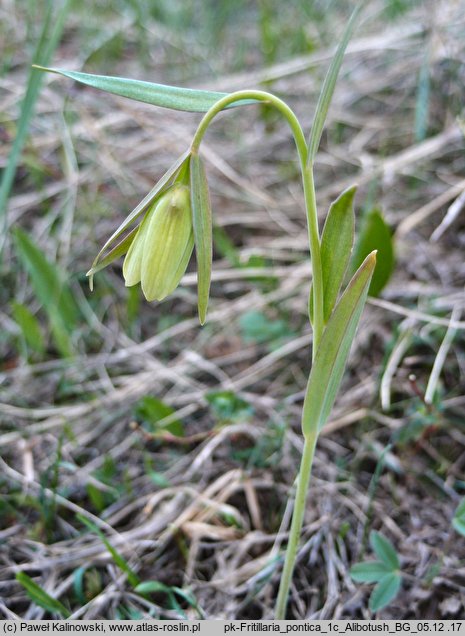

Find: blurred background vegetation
<box><xmin>1</xmin><ymin>0</ymin><xmax>464</xmax><ymax>620</ymax></box>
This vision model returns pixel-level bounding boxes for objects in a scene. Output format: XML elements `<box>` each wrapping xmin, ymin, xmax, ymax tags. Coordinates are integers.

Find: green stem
<box><xmin>190</xmin><ymin>90</ymin><xmax>324</xmax><ymax>619</ymax></box>
<box><xmin>191</xmin><ymin>90</ymin><xmax>306</xmax><ymax>162</ymax></box>
<box><xmin>190</xmin><ymin>90</ymin><xmax>324</xmax><ymax>351</ymax></box>
<box><xmin>304</xmin><ymin>163</ymin><xmax>323</xmax><ymax>358</ymax></box>
<box><xmin>275</xmin><ymin>431</ymin><xmax>318</xmax><ymax>619</ymax></box>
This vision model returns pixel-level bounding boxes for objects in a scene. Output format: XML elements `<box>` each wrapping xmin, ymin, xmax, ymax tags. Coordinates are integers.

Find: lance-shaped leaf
<box><xmin>87</xmin><ymin>151</ymin><xmax>190</xmax><ymax>288</ymax></box>
<box><xmin>351</xmin><ymin>208</ymin><xmax>395</xmax><ymax>297</ymax></box>
<box><xmin>16</xmin><ymin>572</ymin><xmax>70</xmax><ymax>618</ymax></box>
<box><xmin>307</xmin><ymin>2</ymin><xmax>364</xmax><ymax>165</ymax></box>
<box><xmin>190</xmin><ymin>154</ymin><xmax>212</xmax><ymax>325</ymax></box>
<box><xmin>310</xmin><ymin>185</ymin><xmax>356</xmax><ymax>324</ymax></box>
<box><xmin>302</xmin><ymin>251</ymin><xmax>376</xmax><ymax>437</ymax></box>
<box><xmin>370</xmin><ymin>531</ymin><xmax>400</xmax><ymax>570</ymax></box>
<box><xmin>33</xmin><ymin>66</ymin><xmax>257</xmax><ymax>113</ymax></box>
<box><xmin>321</xmin><ymin>186</ymin><xmax>356</xmax><ymax>320</ymax></box>
<box><xmin>14</xmin><ymin>228</ymin><xmax>77</xmax><ymax>357</ymax></box>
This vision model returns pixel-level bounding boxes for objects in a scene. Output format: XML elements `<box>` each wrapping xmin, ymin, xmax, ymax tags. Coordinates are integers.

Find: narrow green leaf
<box><xmin>14</xmin><ymin>229</ymin><xmax>77</xmax><ymax>325</ymax></box>
<box><xmin>16</xmin><ymin>572</ymin><xmax>70</xmax><ymax>617</ymax></box>
<box><xmin>351</xmin><ymin>208</ymin><xmax>394</xmax><ymax>296</ymax></box>
<box><xmin>134</xmin><ymin>581</ymin><xmax>170</xmax><ymax>595</ymax></box>
<box><xmin>11</xmin><ymin>302</ymin><xmax>45</xmax><ymax>354</ymax></box>
<box><xmin>350</xmin><ymin>561</ymin><xmax>391</xmax><ymax>583</ymax></box>
<box><xmin>310</xmin><ymin>185</ymin><xmax>356</xmax><ymax>323</ymax></box>
<box><xmin>307</xmin><ymin>2</ymin><xmax>364</xmax><ymax>164</ymax></box>
<box><xmin>190</xmin><ymin>154</ymin><xmax>212</xmax><ymax>324</ymax></box>
<box><xmin>171</xmin><ymin>586</ymin><xmax>200</xmax><ymax>611</ymax></box>
<box><xmin>86</xmin><ymin>483</ymin><xmax>106</xmax><ymax>513</ymax></box>
<box><xmin>33</xmin><ymin>66</ymin><xmax>257</xmax><ymax>113</ymax></box>
<box><xmin>452</xmin><ymin>497</ymin><xmax>465</xmax><ymax>537</ymax></box>
<box><xmin>72</xmin><ymin>566</ymin><xmax>87</xmax><ymax>607</ymax></box>
<box><xmin>369</xmin><ymin>572</ymin><xmax>402</xmax><ymax>612</ymax></box>
<box><xmin>370</xmin><ymin>531</ymin><xmax>400</xmax><ymax>570</ymax></box>
<box><xmin>302</xmin><ymin>251</ymin><xmax>376</xmax><ymax>436</ymax></box>
<box><xmin>77</xmin><ymin>514</ymin><xmax>140</xmax><ymax>589</ymax></box>
<box><xmin>0</xmin><ymin>0</ymin><xmax>70</xmax><ymax>233</ymax></box>
<box><xmin>14</xmin><ymin>229</ymin><xmax>77</xmax><ymax>357</ymax></box>
<box><xmin>88</xmin><ymin>151</ymin><xmax>190</xmax><ymax>287</ymax></box>
<box><xmin>86</xmin><ymin>227</ymin><xmax>137</xmax><ymax>282</ymax></box>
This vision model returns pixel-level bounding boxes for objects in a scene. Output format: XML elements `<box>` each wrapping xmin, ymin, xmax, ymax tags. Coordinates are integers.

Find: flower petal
<box><xmin>123</xmin><ymin>210</ymin><xmax>152</xmax><ymax>287</ymax></box>
<box><xmin>141</xmin><ymin>185</ymin><xmax>193</xmax><ymax>301</ymax></box>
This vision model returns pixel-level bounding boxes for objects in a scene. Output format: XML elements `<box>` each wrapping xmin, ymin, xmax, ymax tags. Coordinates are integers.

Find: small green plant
<box><xmin>350</xmin><ymin>531</ymin><xmax>403</xmax><ymax>612</ymax></box>
<box><xmin>206</xmin><ymin>390</ymin><xmax>253</xmax><ymax>424</ymax></box>
<box><xmin>36</xmin><ymin>2</ymin><xmax>379</xmax><ymax>618</ymax></box>
<box><xmin>75</xmin><ymin>514</ymin><xmax>200</xmax><ymax>618</ymax></box>
<box><xmin>16</xmin><ymin>572</ymin><xmax>70</xmax><ymax>618</ymax></box>
<box><xmin>351</xmin><ymin>208</ymin><xmax>395</xmax><ymax>297</ymax></box>
<box><xmin>13</xmin><ymin>228</ymin><xmax>80</xmax><ymax>357</ymax></box>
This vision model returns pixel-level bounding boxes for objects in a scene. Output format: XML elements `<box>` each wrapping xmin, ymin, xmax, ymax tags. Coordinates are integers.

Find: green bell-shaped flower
<box><xmin>123</xmin><ymin>184</ymin><xmax>194</xmax><ymax>301</ymax></box>
<box><xmin>87</xmin><ymin>151</ymin><xmax>213</xmax><ymax>322</ymax></box>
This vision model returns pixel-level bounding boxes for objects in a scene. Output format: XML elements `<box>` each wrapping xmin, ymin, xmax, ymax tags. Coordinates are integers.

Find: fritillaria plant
<box><xmin>35</xmin><ymin>3</ymin><xmax>376</xmax><ymax>618</ymax></box>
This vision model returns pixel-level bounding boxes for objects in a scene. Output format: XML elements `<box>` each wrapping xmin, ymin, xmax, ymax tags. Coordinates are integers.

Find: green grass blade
<box><xmin>370</xmin><ymin>531</ymin><xmax>400</xmax><ymax>570</ymax></box>
<box><xmin>134</xmin><ymin>581</ymin><xmax>171</xmax><ymax>595</ymax></box>
<box><xmin>11</xmin><ymin>302</ymin><xmax>46</xmax><ymax>355</ymax></box>
<box><xmin>77</xmin><ymin>514</ymin><xmax>140</xmax><ymax>589</ymax></box>
<box><xmin>369</xmin><ymin>572</ymin><xmax>402</xmax><ymax>612</ymax></box>
<box><xmin>33</xmin><ymin>66</ymin><xmax>257</xmax><ymax>113</ymax></box>
<box><xmin>306</xmin><ymin>2</ymin><xmax>363</xmax><ymax>165</ymax></box>
<box><xmin>0</xmin><ymin>1</ymin><xmax>70</xmax><ymax>230</ymax></box>
<box><xmin>301</xmin><ymin>251</ymin><xmax>376</xmax><ymax>437</ymax></box>
<box><xmin>13</xmin><ymin>228</ymin><xmax>78</xmax><ymax>357</ymax></box>
<box><xmin>16</xmin><ymin>572</ymin><xmax>70</xmax><ymax>617</ymax></box>
<box><xmin>310</xmin><ymin>185</ymin><xmax>356</xmax><ymax>323</ymax></box>
<box><xmin>190</xmin><ymin>154</ymin><xmax>212</xmax><ymax>324</ymax></box>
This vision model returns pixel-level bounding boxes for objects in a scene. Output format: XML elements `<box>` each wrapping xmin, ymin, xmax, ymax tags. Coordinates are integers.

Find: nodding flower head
<box><xmin>87</xmin><ymin>151</ymin><xmax>212</xmax><ymax>322</ymax></box>
<box><xmin>123</xmin><ymin>184</ymin><xmax>194</xmax><ymax>301</ymax></box>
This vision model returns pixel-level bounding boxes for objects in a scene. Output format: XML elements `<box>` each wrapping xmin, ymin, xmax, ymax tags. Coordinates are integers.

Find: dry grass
<box><xmin>1</xmin><ymin>0</ymin><xmax>465</xmax><ymax>620</ymax></box>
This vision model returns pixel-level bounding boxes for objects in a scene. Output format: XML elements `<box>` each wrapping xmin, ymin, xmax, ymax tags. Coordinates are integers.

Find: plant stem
<box><xmin>303</xmin><ymin>163</ymin><xmax>323</xmax><ymax>358</ymax></box>
<box><xmin>191</xmin><ymin>90</ymin><xmax>324</xmax><ymax>346</ymax></box>
<box><xmin>191</xmin><ymin>90</ymin><xmax>324</xmax><ymax>619</ymax></box>
<box><xmin>275</xmin><ymin>430</ymin><xmax>318</xmax><ymax>619</ymax></box>
<box><xmin>191</xmin><ymin>90</ymin><xmax>306</xmax><ymax>163</ymax></box>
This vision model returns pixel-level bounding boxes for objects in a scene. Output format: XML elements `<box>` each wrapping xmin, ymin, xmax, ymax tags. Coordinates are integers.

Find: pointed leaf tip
<box><xmin>302</xmin><ymin>250</ymin><xmax>376</xmax><ymax>437</ymax></box>
<box><xmin>369</xmin><ymin>572</ymin><xmax>402</xmax><ymax>612</ymax></box>
<box><xmin>36</xmin><ymin>66</ymin><xmax>258</xmax><ymax>113</ymax></box>
<box><xmin>307</xmin><ymin>2</ymin><xmax>364</xmax><ymax>163</ymax></box>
